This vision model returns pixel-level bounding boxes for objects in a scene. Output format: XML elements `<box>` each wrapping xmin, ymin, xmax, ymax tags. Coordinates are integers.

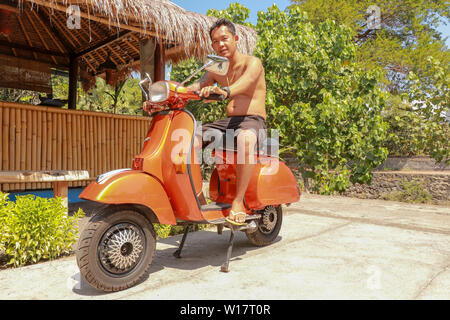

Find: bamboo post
<box><xmin>15</xmin><ymin>109</ymin><xmax>21</xmax><ymax>188</ymax></box>
<box><xmin>46</xmin><ymin>112</ymin><xmax>53</xmax><ymax>171</ymax></box>
<box><xmin>26</xmin><ymin>109</ymin><xmax>32</xmax><ymax>190</ymax></box>
<box><xmin>111</xmin><ymin>117</ymin><xmax>116</xmax><ymax>170</ymax></box>
<box><xmin>81</xmin><ymin>114</ymin><xmax>87</xmax><ymax>186</ymax></box>
<box><xmin>32</xmin><ymin>111</ymin><xmax>38</xmax><ymax>189</ymax></box>
<box><xmin>62</xmin><ymin>113</ymin><xmax>68</xmax><ymax>170</ymax></box>
<box><xmin>21</xmin><ymin>110</ymin><xmax>27</xmax><ymax>189</ymax></box>
<box><xmin>72</xmin><ymin>113</ymin><xmax>78</xmax><ymax>171</ymax></box>
<box><xmin>37</xmin><ymin>111</ymin><xmax>43</xmax><ymax>190</ymax></box>
<box><xmin>126</xmin><ymin>119</ymin><xmax>131</xmax><ymax>166</ymax></box>
<box><xmin>41</xmin><ymin>109</ymin><xmax>47</xmax><ymax>171</ymax></box>
<box><xmin>106</xmin><ymin>114</ymin><xmax>110</xmax><ymax>172</ymax></box>
<box><xmin>103</xmin><ymin>115</ymin><xmax>107</xmax><ymax>173</ymax></box>
<box><xmin>10</xmin><ymin>108</ymin><xmax>16</xmax><ymax>190</ymax></box>
<box><xmin>52</xmin><ymin>112</ymin><xmax>57</xmax><ymax>175</ymax></box>
<box><xmin>96</xmin><ymin>116</ymin><xmax>101</xmax><ymax>177</ymax></box>
<box><xmin>76</xmin><ymin>114</ymin><xmax>82</xmax><ymax>186</ymax></box>
<box><xmin>89</xmin><ymin>116</ymin><xmax>94</xmax><ymax>179</ymax></box>
<box><xmin>118</xmin><ymin>118</ymin><xmax>123</xmax><ymax>168</ymax></box>
<box><xmin>77</xmin><ymin>114</ymin><xmax>82</xmax><ymax>173</ymax></box>
<box><xmin>56</xmin><ymin>113</ymin><xmax>62</xmax><ymax>171</ymax></box>
<box><xmin>2</xmin><ymin>107</ymin><xmax>8</xmax><ymax>172</ymax></box>
<box><xmin>67</xmin><ymin>112</ymin><xmax>73</xmax><ymax>173</ymax></box>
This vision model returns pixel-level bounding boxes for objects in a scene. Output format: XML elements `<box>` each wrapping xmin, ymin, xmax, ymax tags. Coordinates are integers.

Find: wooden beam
<box><xmin>125</xmin><ymin>39</ymin><xmax>140</xmax><ymax>55</ymax></box>
<box><xmin>31</xmin><ymin>7</ymin><xmax>69</xmax><ymax>54</ymax></box>
<box><xmin>23</xmin><ymin>9</ymin><xmax>58</xmax><ymax>65</ymax></box>
<box><xmin>68</xmin><ymin>56</ymin><xmax>79</xmax><ymax>109</ymax></box>
<box><xmin>0</xmin><ymin>3</ymin><xmax>20</xmax><ymax>14</ymax></box>
<box><xmin>154</xmin><ymin>41</ymin><xmax>165</xmax><ymax>81</ymax></box>
<box><xmin>45</xmin><ymin>7</ymin><xmax>97</xmax><ymax>73</ymax></box>
<box><xmin>74</xmin><ymin>30</ymin><xmax>131</xmax><ymax>58</ymax></box>
<box><xmin>0</xmin><ymin>40</ymin><xmax>68</xmax><ymax>57</ymax></box>
<box><xmin>5</xmin><ymin>34</ymin><xmax>17</xmax><ymax>57</ymax></box>
<box><xmin>106</xmin><ymin>44</ymin><xmax>127</xmax><ymax>65</ymax></box>
<box><xmin>16</xmin><ymin>14</ymin><xmax>38</xmax><ymax>60</ymax></box>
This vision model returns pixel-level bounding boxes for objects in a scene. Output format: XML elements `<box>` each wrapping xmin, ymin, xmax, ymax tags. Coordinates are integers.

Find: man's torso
<box><xmin>213</xmin><ymin>55</ymin><xmax>267</xmax><ymax>120</ymax></box>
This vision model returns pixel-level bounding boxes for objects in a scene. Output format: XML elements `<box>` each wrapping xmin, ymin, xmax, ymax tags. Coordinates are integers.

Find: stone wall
<box><xmin>284</xmin><ymin>156</ymin><xmax>449</xmax><ymax>205</ymax></box>
<box><xmin>342</xmin><ymin>172</ymin><xmax>449</xmax><ymax>204</ymax></box>
<box><xmin>375</xmin><ymin>156</ymin><xmax>450</xmax><ymax>171</ymax></box>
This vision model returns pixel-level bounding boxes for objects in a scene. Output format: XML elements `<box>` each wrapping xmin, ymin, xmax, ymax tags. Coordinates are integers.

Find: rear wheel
<box><xmin>76</xmin><ymin>206</ymin><xmax>156</xmax><ymax>292</ymax></box>
<box><xmin>245</xmin><ymin>205</ymin><xmax>282</xmax><ymax>246</ymax></box>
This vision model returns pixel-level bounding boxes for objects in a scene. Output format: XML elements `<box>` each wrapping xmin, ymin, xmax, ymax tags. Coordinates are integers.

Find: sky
<box><xmin>171</xmin><ymin>0</ymin><xmax>450</xmax><ymax>48</ymax></box>
<box><xmin>171</xmin><ymin>0</ymin><xmax>291</xmax><ymax>25</ymax></box>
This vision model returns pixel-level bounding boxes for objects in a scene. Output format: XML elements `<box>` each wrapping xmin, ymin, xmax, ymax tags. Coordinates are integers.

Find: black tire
<box><xmin>245</xmin><ymin>205</ymin><xmax>282</xmax><ymax>246</ymax></box>
<box><xmin>76</xmin><ymin>205</ymin><xmax>156</xmax><ymax>292</ymax></box>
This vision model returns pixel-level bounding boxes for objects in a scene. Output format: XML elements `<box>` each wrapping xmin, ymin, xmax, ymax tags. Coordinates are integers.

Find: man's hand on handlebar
<box><xmin>198</xmin><ymin>86</ymin><xmax>228</xmax><ymax>102</ymax></box>
<box><xmin>142</xmin><ymin>101</ymin><xmax>164</xmax><ymax>114</ymax></box>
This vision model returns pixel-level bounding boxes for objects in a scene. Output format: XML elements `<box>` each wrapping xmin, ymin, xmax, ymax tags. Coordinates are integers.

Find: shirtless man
<box><xmin>143</xmin><ymin>18</ymin><xmax>266</xmax><ymax>225</ymax></box>
<box><xmin>191</xmin><ymin>18</ymin><xmax>267</xmax><ymax>225</ymax></box>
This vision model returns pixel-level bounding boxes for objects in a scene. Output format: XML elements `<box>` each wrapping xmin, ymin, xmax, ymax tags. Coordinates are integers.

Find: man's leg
<box><xmin>230</xmin><ymin>129</ymin><xmax>257</xmax><ymax>223</ymax></box>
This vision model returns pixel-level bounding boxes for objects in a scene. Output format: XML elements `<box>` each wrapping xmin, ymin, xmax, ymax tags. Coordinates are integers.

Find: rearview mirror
<box><xmin>204</xmin><ymin>55</ymin><xmax>229</xmax><ymax>76</ymax></box>
<box><xmin>138</xmin><ymin>72</ymin><xmax>152</xmax><ymax>101</ymax></box>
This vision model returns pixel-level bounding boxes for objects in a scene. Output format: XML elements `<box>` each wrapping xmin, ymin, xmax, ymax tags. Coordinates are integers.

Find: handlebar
<box><xmin>194</xmin><ymin>91</ymin><xmax>226</xmax><ymax>101</ymax></box>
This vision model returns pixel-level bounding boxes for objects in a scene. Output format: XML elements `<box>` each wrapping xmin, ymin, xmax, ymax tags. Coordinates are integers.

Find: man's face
<box><xmin>211</xmin><ymin>25</ymin><xmax>238</xmax><ymax>58</ymax></box>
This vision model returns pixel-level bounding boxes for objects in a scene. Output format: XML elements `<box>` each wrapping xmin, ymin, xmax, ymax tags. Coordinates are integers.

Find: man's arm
<box><xmin>187</xmin><ymin>71</ymin><xmax>215</xmax><ymax>91</ymax></box>
<box><xmin>227</xmin><ymin>57</ymin><xmax>263</xmax><ymax>97</ymax></box>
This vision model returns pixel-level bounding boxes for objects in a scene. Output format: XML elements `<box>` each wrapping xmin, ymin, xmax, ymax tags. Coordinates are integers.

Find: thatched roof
<box><xmin>0</xmin><ymin>0</ymin><xmax>257</xmax><ymax>77</ymax></box>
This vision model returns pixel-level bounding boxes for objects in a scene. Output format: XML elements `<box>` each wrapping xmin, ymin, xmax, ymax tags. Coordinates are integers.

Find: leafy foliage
<box><xmin>290</xmin><ymin>0</ymin><xmax>450</xmax><ymax>92</ymax></box>
<box><xmin>381</xmin><ymin>178</ymin><xmax>432</xmax><ymax>204</ymax></box>
<box><xmin>255</xmin><ymin>6</ymin><xmax>389</xmax><ymax>193</ymax></box>
<box><xmin>290</xmin><ymin>0</ymin><xmax>450</xmax><ymax>163</ymax></box>
<box><xmin>0</xmin><ymin>192</ymin><xmax>85</xmax><ymax>267</ymax></box>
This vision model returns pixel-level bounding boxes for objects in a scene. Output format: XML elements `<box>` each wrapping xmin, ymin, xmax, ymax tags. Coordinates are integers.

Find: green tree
<box><xmin>77</xmin><ymin>77</ymin><xmax>142</xmax><ymax>115</ymax></box>
<box><xmin>256</xmin><ymin>5</ymin><xmax>388</xmax><ymax>193</ymax></box>
<box><xmin>291</xmin><ymin>0</ymin><xmax>450</xmax><ymax>163</ymax></box>
<box><xmin>290</xmin><ymin>0</ymin><xmax>450</xmax><ymax>91</ymax></box>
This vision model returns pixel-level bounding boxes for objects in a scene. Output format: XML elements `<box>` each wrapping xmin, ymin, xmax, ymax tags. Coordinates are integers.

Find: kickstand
<box><xmin>173</xmin><ymin>225</ymin><xmax>190</xmax><ymax>258</ymax></box>
<box><xmin>220</xmin><ymin>228</ymin><xmax>236</xmax><ymax>273</ymax></box>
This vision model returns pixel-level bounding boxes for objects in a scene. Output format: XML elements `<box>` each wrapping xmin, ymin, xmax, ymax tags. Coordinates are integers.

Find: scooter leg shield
<box><xmin>80</xmin><ymin>171</ymin><xmax>176</xmax><ymax>225</ymax></box>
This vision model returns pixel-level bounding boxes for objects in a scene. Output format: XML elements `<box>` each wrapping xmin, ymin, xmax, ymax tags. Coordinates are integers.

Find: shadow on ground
<box><xmin>69</xmin><ymin>204</ymin><xmax>282</xmax><ymax>296</ymax></box>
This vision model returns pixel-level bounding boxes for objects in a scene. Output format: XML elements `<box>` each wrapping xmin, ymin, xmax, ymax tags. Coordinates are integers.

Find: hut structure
<box><xmin>0</xmin><ymin>0</ymin><xmax>257</xmax><ymax>192</ymax></box>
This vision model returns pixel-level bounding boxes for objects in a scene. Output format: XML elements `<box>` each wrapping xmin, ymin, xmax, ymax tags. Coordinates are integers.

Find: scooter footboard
<box><xmin>80</xmin><ymin>170</ymin><xmax>176</xmax><ymax>225</ymax></box>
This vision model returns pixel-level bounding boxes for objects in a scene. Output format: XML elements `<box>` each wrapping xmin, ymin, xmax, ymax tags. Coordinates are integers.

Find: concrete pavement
<box><xmin>0</xmin><ymin>194</ymin><xmax>449</xmax><ymax>300</ymax></box>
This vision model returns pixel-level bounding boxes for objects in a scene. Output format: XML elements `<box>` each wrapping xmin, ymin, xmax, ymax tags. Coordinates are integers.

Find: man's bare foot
<box><xmin>227</xmin><ymin>201</ymin><xmax>247</xmax><ymax>224</ymax></box>
<box><xmin>226</xmin><ymin>211</ymin><xmax>246</xmax><ymax>225</ymax></box>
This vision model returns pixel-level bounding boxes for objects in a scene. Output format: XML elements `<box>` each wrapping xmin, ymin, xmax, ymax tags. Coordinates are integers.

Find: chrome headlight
<box><xmin>149</xmin><ymin>81</ymin><xmax>170</xmax><ymax>103</ymax></box>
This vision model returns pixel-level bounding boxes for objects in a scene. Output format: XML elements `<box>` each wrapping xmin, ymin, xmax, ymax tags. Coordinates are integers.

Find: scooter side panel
<box><xmin>161</xmin><ymin>110</ymin><xmax>206</xmax><ymax>221</ymax></box>
<box><xmin>80</xmin><ymin>171</ymin><xmax>176</xmax><ymax>225</ymax></box>
<box><xmin>251</xmin><ymin>159</ymin><xmax>300</xmax><ymax>206</ymax></box>
<box><xmin>211</xmin><ymin>155</ymin><xmax>300</xmax><ymax>209</ymax></box>
<box><xmin>137</xmin><ymin>114</ymin><xmax>173</xmax><ymax>182</ymax></box>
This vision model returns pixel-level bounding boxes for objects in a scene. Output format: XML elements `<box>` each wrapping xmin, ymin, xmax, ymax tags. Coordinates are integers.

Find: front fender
<box><xmin>80</xmin><ymin>170</ymin><xmax>175</xmax><ymax>225</ymax></box>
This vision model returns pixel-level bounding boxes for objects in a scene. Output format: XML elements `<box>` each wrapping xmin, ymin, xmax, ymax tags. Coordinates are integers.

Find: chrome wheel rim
<box><xmin>98</xmin><ymin>222</ymin><xmax>145</xmax><ymax>276</ymax></box>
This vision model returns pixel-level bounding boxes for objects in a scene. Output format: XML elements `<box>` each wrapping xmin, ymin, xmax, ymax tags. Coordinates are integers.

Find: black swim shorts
<box><xmin>197</xmin><ymin>115</ymin><xmax>267</xmax><ymax>151</ymax></box>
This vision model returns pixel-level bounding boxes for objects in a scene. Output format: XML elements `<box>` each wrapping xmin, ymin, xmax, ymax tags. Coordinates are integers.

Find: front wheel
<box><xmin>76</xmin><ymin>205</ymin><xmax>156</xmax><ymax>292</ymax></box>
<box><xmin>245</xmin><ymin>205</ymin><xmax>282</xmax><ymax>246</ymax></box>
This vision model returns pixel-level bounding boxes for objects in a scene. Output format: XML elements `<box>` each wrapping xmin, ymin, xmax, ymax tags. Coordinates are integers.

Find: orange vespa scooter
<box><xmin>76</xmin><ymin>55</ymin><xmax>301</xmax><ymax>292</ymax></box>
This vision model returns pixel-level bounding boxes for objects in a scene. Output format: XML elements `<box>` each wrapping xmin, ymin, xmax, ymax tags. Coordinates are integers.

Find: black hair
<box><xmin>209</xmin><ymin>18</ymin><xmax>236</xmax><ymax>39</ymax></box>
